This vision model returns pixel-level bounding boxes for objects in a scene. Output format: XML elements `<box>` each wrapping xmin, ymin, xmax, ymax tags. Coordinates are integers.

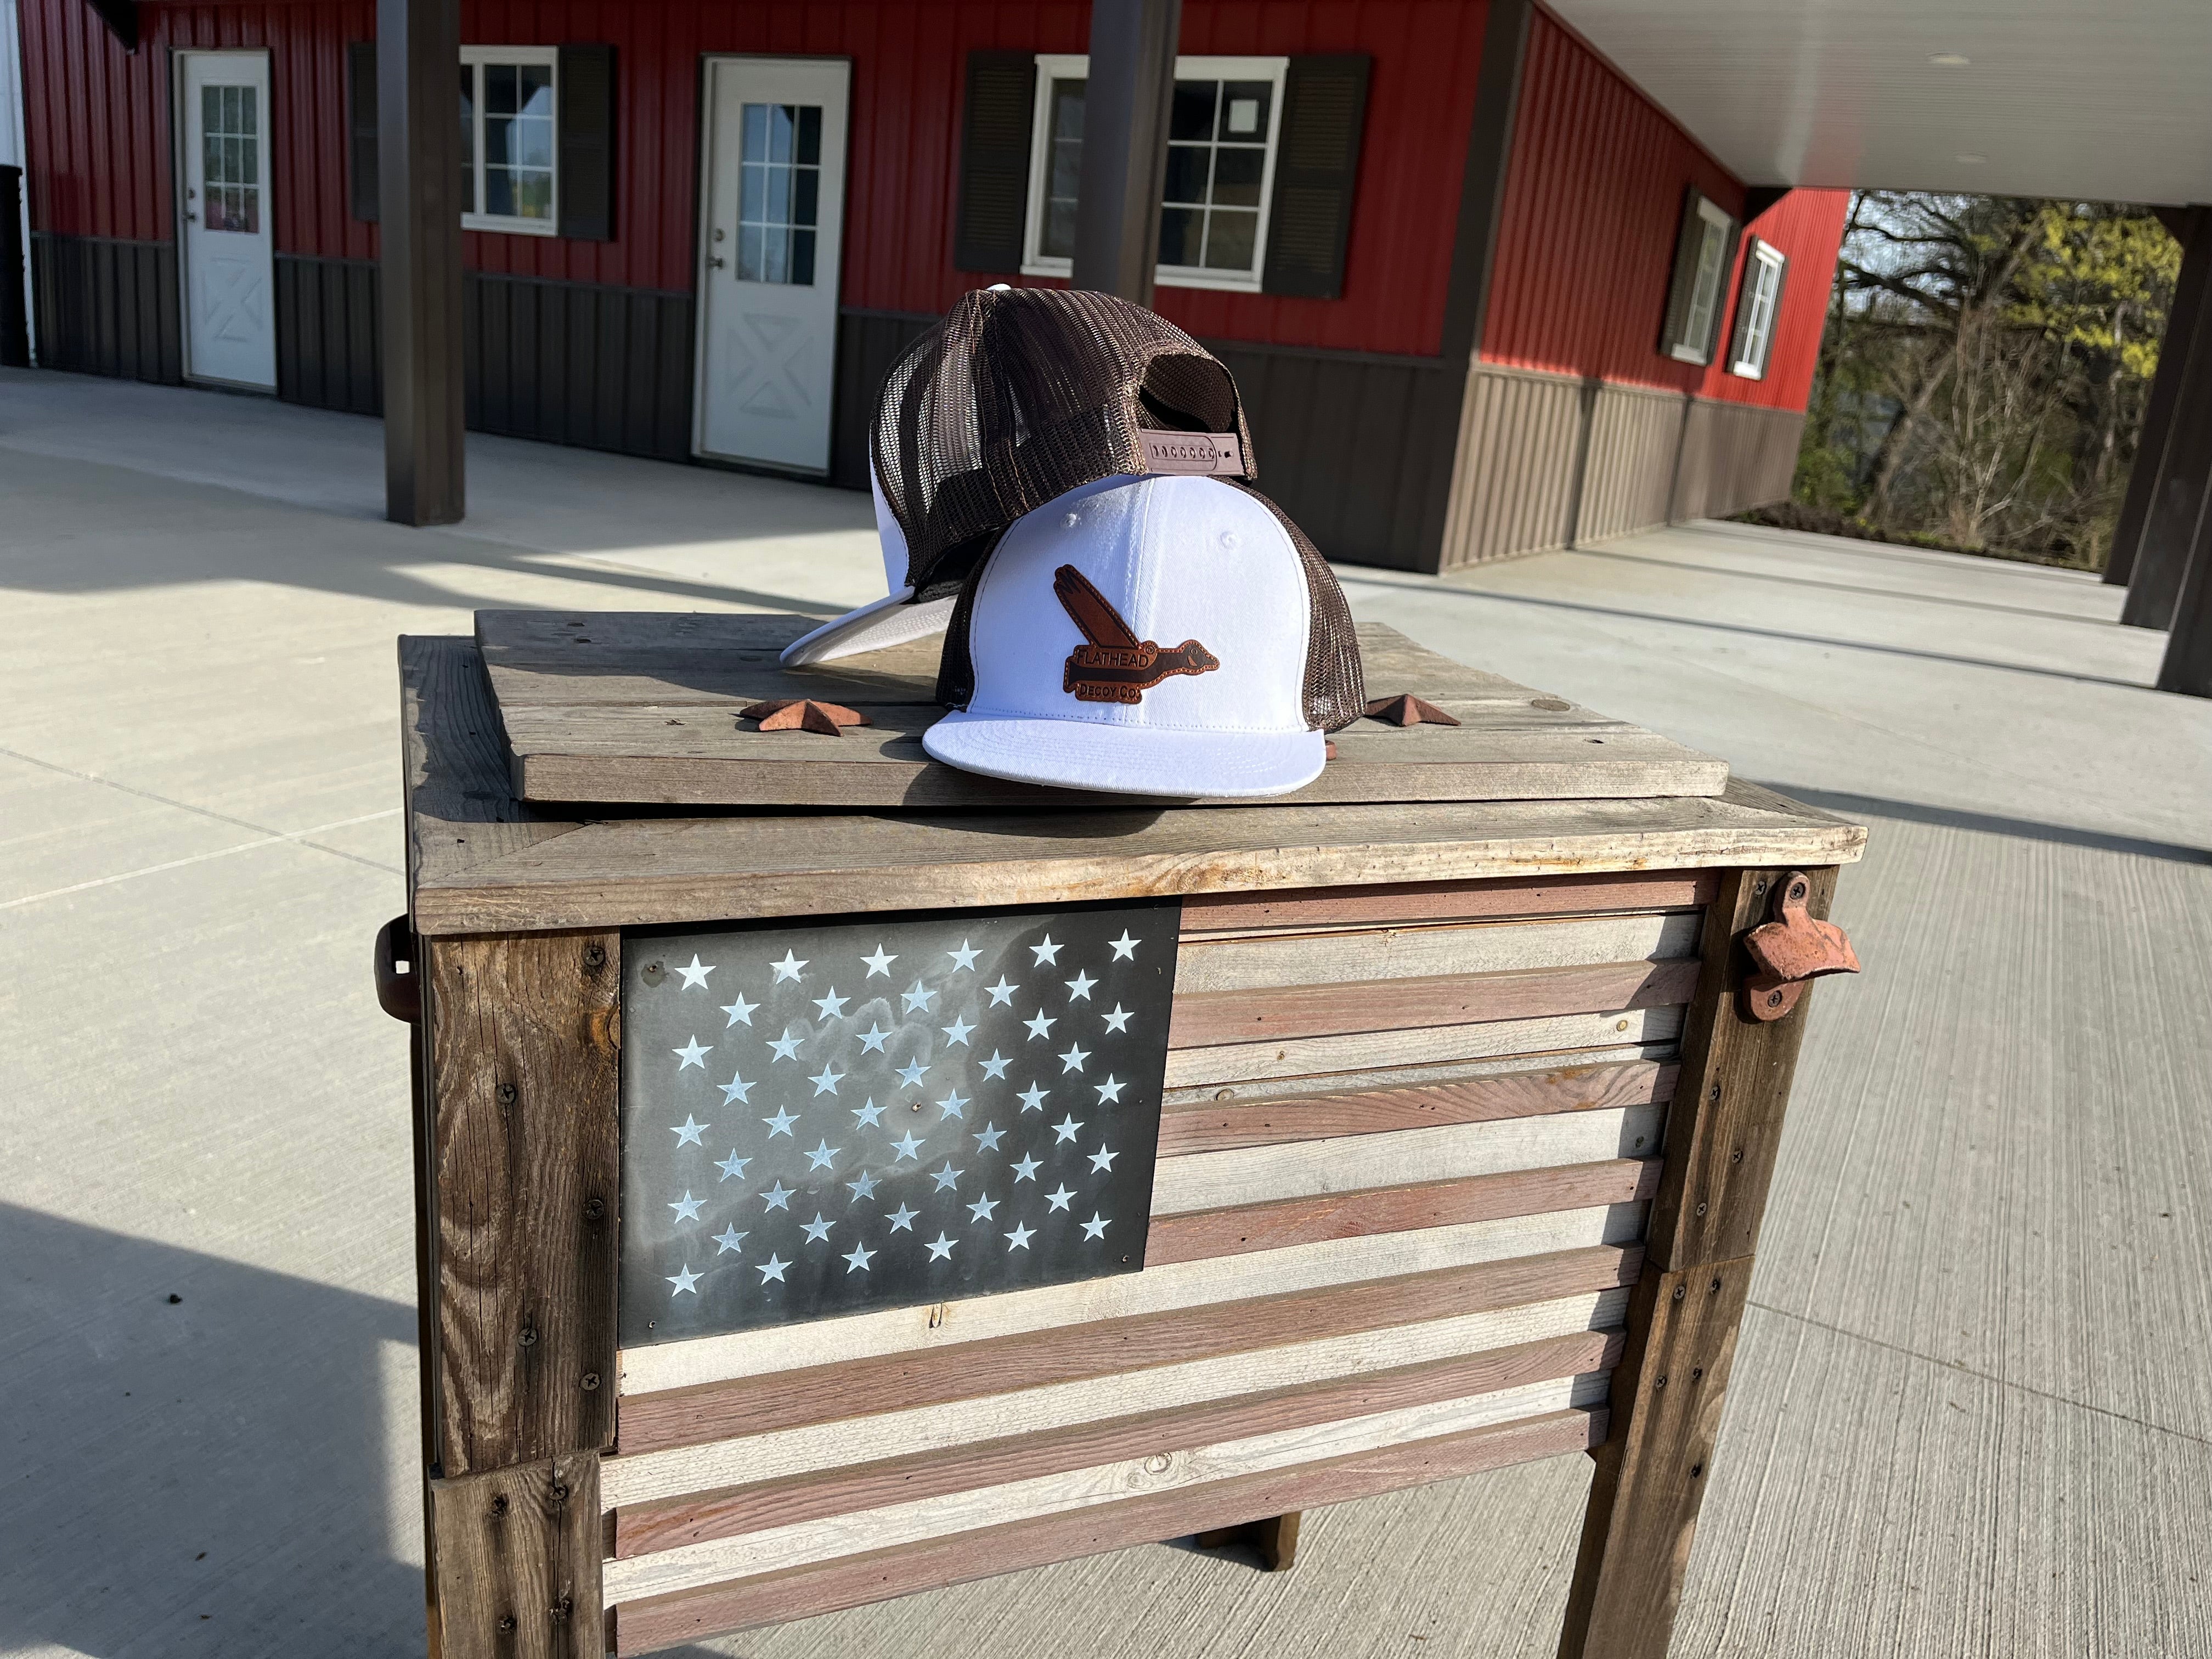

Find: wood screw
<box><xmin>1730</xmin><ymin>1148</ymin><xmax>1743</xmax><ymax>1164</ymax></box>
<box><xmin>1690</xmin><ymin>1367</ymin><xmax>1703</xmax><ymax>1382</ymax></box>
<box><xmin>582</xmin><ymin>1372</ymin><xmax>601</xmax><ymax>1391</ymax></box>
<box><xmin>1709</xmin><ymin>1278</ymin><xmax>1722</xmax><ymax>1293</ymax></box>
<box><xmin>489</xmin><ymin>1496</ymin><xmax>510</xmax><ymax>1517</ymax></box>
<box><xmin>1689</xmin><ymin>1463</ymin><xmax>1705</xmax><ymax>1479</ymax></box>
<box><xmin>497</xmin><ymin>1082</ymin><xmax>517</xmax><ymax>1106</ymax></box>
<box><xmin>1709</xmin><ymin>1084</ymin><xmax>1722</xmax><ymax>1103</ymax></box>
<box><xmin>518</xmin><ymin>1325</ymin><xmax>538</xmax><ymax>1348</ymax></box>
<box><xmin>582</xmin><ymin>944</ymin><xmax>606</xmax><ymax>970</ymax></box>
<box><xmin>497</xmin><ymin>1615</ymin><xmax>517</xmax><ymax>1633</ymax></box>
<box><xmin>1695</xmin><ymin>1201</ymin><xmax>1708</xmax><ymax>1216</ymax></box>
<box><xmin>549</xmin><ymin>1483</ymin><xmax>569</xmax><ymax>1505</ymax></box>
<box><xmin>1672</xmin><ymin>1285</ymin><xmax>1686</xmax><ymax>1301</ymax></box>
<box><xmin>583</xmin><ymin>1198</ymin><xmax>605</xmax><ymax>1221</ymax></box>
<box><xmin>551</xmin><ymin>1595</ymin><xmax>573</xmax><ymax>1622</ymax></box>
<box><xmin>1654</xmin><ymin>1374</ymin><xmax>1668</xmax><ymax>1390</ymax></box>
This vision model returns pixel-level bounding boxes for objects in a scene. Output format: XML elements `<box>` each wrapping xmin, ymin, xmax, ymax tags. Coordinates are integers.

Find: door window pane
<box><xmin>735</xmin><ymin>102</ymin><xmax>823</xmax><ymax>284</ymax></box>
<box><xmin>198</xmin><ymin>82</ymin><xmax>262</xmax><ymax>234</ymax></box>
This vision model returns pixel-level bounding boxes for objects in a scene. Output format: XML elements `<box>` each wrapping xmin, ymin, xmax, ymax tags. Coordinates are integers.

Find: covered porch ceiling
<box><xmin>1546</xmin><ymin>0</ymin><xmax>2212</xmax><ymax>206</ymax></box>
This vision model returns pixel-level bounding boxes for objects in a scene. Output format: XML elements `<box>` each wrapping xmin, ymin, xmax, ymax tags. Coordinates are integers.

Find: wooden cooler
<box><xmin>380</xmin><ymin>611</ymin><xmax>1865</xmax><ymax>1659</ymax></box>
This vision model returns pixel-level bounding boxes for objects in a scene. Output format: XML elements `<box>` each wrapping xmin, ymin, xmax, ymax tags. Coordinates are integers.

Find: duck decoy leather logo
<box><xmin>1053</xmin><ymin>565</ymin><xmax>1221</xmax><ymax>705</ymax></box>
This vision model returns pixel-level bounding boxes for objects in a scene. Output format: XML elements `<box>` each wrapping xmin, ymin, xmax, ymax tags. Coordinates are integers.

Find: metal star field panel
<box><xmin>618</xmin><ymin>899</ymin><xmax>1182</xmax><ymax>1346</ymax></box>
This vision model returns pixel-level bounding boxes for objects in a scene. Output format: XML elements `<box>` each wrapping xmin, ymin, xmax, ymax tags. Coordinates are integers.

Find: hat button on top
<box><xmin>1220</xmin><ymin>530</ymin><xmax>1240</xmax><ymax>550</ymax></box>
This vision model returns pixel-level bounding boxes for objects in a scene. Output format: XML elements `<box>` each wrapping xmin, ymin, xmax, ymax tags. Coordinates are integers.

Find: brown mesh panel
<box><xmin>873</xmin><ymin>288</ymin><xmax>1256</xmax><ymax>601</ymax></box>
<box><xmin>1231</xmin><ymin>483</ymin><xmax>1368</xmax><ymax>732</ymax></box>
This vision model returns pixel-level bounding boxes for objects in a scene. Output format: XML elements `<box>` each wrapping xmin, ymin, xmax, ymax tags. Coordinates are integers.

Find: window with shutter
<box><xmin>347</xmin><ymin>41</ymin><xmax>378</xmax><ymax>223</ymax></box>
<box><xmin>1659</xmin><ymin>189</ymin><xmax>1734</xmax><ymax>365</ymax></box>
<box><xmin>955</xmin><ymin>51</ymin><xmax>1037</xmax><ymax>272</ymax></box>
<box><xmin>1727</xmin><ymin>238</ymin><xmax>1787</xmax><ymax>379</ymax></box>
<box><xmin>1261</xmin><ymin>54</ymin><xmax>1370</xmax><ymax>300</ymax></box>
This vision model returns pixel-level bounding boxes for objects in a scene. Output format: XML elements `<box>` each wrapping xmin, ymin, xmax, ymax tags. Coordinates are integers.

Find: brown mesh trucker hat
<box><xmin>779</xmin><ymin>287</ymin><xmax>1259</xmax><ymax>666</ymax></box>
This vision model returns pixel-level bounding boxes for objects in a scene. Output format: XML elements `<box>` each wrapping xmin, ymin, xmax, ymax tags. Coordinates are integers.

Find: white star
<box><xmin>861</xmin><ymin>945</ymin><xmax>898</xmax><ymax>977</ymax></box>
<box><xmin>897</xmin><ymin>1059</ymin><xmax>929</xmax><ymax>1088</ymax></box>
<box><xmin>771</xmin><ymin>951</ymin><xmax>806</xmax><ymax>983</ymax></box>
<box><xmin>886</xmin><ymin>1202</ymin><xmax>919</xmax><ymax>1232</ymax></box>
<box><xmin>712</xmin><ymin>1223</ymin><xmax>747</xmax><ymax>1254</ymax></box>
<box><xmin>809</xmin><ymin>1064</ymin><xmax>843</xmax><ymax>1096</ymax></box>
<box><xmin>717</xmin><ymin>1073</ymin><xmax>754</xmax><ymax>1105</ymax></box>
<box><xmin>1005</xmin><ymin>1221</ymin><xmax>1036</xmax><ymax>1251</ymax></box>
<box><xmin>1101</xmin><ymin>1005</ymin><xmax>1133</xmax><ymax>1034</ymax></box>
<box><xmin>851</xmin><ymin>1098</ymin><xmax>887</xmax><ymax>1128</ymax></box>
<box><xmin>891</xmin><ymin>1131</ymin><xmax>925</xmax><ymax>1161</ymax></box>
<box><xmin>979</xmin><ymin>1049</ymin><xmax>1012</xmax><ymax>1080</ymax></box>
<box><xmin>847</xmin><ymin>1170</ymin><xmax>879</xmax><ymax>1201</ymax></box>
<box><xmin>1011</xmin><ymin>1153</ymin><xmax>1042</xmax><ymax>1183</ymax></box>
<box><xmin>930</xmin><ymin>1162</ymin><xmax>963</xmax><ymax>1191</ymax></box>
<box><xmin>1089</xmin><ymin>1144</ymin><xmax>1118</xmax><ymax>1172</ymax></box>
<box><xmin>667</xmin><ymin>1263</ymin><xmax>701</xmax><ymax>1296</ymax></box>
<box><xmin>673</xmin><ymin>1036</ymin><xmax>711</xmax><ymax>1070</ymax></box>
<box><xmin>857</xmin><ymin>1023</ymin><xmax>891</xmax><ymax>1054</ymax></box>
<box><xmin>800</xmin><ymin>1214</ymin><xmax>834</xmax><ymax>1244</ymax></box>
<box><xmin>925</xmin><ymin>1233</ymin><xmax>956</xmax><ymax>1261</ymax></box>
<box><xmin>1017</xmin><ymin>1083</ymin><xmax>1049</xmax><ymax>1113</ymax></box>
<box><xmin>670</xmin><ymin>1115</ymin><xmax>709</xmax><ymax>1147</ymax></box>
<box><xmin>668</xmin><ymin>1190</ymin><xmax>704</xmax><ymax>1223</ymax></box>
<box><xmin>1045</xmin><ymin>1184</ymin><xmax>1075</xmax><ymax>1212</ymax></box>
<box><xmin>676</xmin><ymin>955</ymin><xmax>714</xmax><ymax>989</ymax></box>
<box><xmin>1052</xmin><ymin>1114</ymin><xmax>1083</xmax><ymax>1143</ymax></box>
<box><xmin>901</xmin><ymin>980</ymin><xmax>935</xmax><ymax>1013</ymax></box>
<box><xmin>941</xmin><ymin>1014</ymin><xmax>975</xmax><ymax>1047</ymax></box>
<box><xmin>1064</xmin><ymin>970</ymin><xmax>1097</xmax><ymax>1002</ymax></box>
<box><xmin>1030</xmin><ymin>935</ymin><xmax>1062</xmax><ymax>965</ymax></box>
<box><xmin>967</xmin><ymin>1193</ymin><xmax>999</xmax><ymax>1221</ymax></box>
<box><xmin>805</xmin><ymin>1139</ymin><xmax>839</xmax><ymax>1170</ymax></box>
<box><xmin>947</xmin><ymin>939</ymin><xmax>981</xmax><ymax>972</ymax></box>
<box><xmin>813</xmin><ymin>988</ymin><xmax>849</xmax><ymax>1020</ymax></box>
<box><xmin>985</xmin><ymin>976</ymin><xmax>1018</xmax><ymax>1007</ymax></box>
<box><xmin>936</xmin><ymin>1090</ymin><xmax>969</xmax><ymax>1121</ymax></box>
<box><xmin>761</xmin><ymin>1181</ymin><xmax>793</xmax><ymax>1211</ymax></box>
<box><xmin>843</xmin><ymin>1241</ymin><xmax>876</xmax><ymax>1272</ymax></box>
<box><xmin>757</xmin><ymin>1253</ymin><xmax>789</xmax><ymax>1282</ymax></box>
<box><xmin>1081</xmin><ymin>1213</ymin><xmax>1109</xmax><ymax>1240</ymax></box>
<box><xmin>715</xmin><ymin>1149</ymin><xmax>750</xmax><ymax>1181</ymax></box>
<box><xmin>761</xmin><ymin>1107</ymin><xmax>798</xmax><ymax>1138</ymax></box>
<box><xmin>767</xmin><ymin>1029</ymin><xmax>804</xmax><ymax>1062</ymax></box>
<box><xmin>1094</xmin><ymin>1075</ymin><xmax>1125</xmax><ymax>1104</ymax></box>
<box><xmin>1059</xmin><ymin>1044</ymin><xmax>1089</xmax><ymax>1074</ymax></box>
<box><xmin>720</xmin><ymin>993</ymin><xmax>756</xmax><ymax>1027</ymax></box>
<box><xmin>1024</xmin><ymin>1010</ymin><xmax>1057</xmax><ymax>1041</ymax></box>
<box><xmin>973</xmin><ymin>1121</ymin><xmax>1006</xmax><ymax>1152</ymax></box>
<box><xmin>1109</xmin><ymin>931</ymin><xmax>1139</xmax><ymax>961</ymax></box>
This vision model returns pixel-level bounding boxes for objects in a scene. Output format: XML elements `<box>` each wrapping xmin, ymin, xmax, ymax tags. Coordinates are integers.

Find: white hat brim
<box><xmin>922</xmin><ymin>711</ymin><xmax>1325</xmax><ymax>799</ymax></box>
<box><xmin>778</xmin><ymin>589</ymin><xmax>957</xmax><ymax>667</ymax></box>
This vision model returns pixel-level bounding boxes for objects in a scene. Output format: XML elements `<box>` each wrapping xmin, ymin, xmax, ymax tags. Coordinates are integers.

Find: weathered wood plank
<box><xmin>1146</xmin><ymin>1159</ymin><xmax>1658</xmax><ymax>1266</ymax></box>
<box><xmin>426</xmin><ymin>932</ymin><xmax>619</xmax><ymax>1476</ymax></box>
<box><xmin>609</xmin><ymin>1407</ymin><xmax>1607</xmax><ymax>1652</ymax></box>
<box><xmin>1163</xmin><ymin>1005</ymin><xmax>1684</xmax><ymax>1090</ymax></box>
<box><xmin>1157</xmin><ymin>1058</ymin><xmax>1678</xmax><ymax>1155</ymax></box>
<box><xmin>1175</xmin><ymin>910</ymin><xmax>1701</xmax><ymax>994</ymax></box>
<box><xmin>428</xmin><ymin>1452</ymin><xmax>602</xmax><ymax>1659</ymax></box>
<box><xmin>1168</xmin><ymin>958</ymin><xmax>1701</xmax><ymax>1048</ymax></box>
<box><xmin>611</xmin><ymin>1329</ymin><xmax>1624</xmax><ymax>1560</ymax></box>
<box><xmin>1178</xmin><ymin>870</ymin><xmax>1717</xmax><ymax>933</ymax></box>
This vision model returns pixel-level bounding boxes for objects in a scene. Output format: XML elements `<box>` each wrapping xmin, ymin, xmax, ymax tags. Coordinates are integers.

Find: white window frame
<box><xmin>460</xmin><ymin>44</ymin><xmax>558</xmax><ymax>237</ymax></box>
<box><xmin>1022</xmin><ymin>53</ymin><xmax>1288</xmax><ymax>294</ymax></box>
<box><xmin>1729</xmin><ymin>238</ymin><xmax>1787</xmax><ymax>379</ymax></box>
<box><xmin>1668</xmin><ymin>193</ymin><xmax>1733</xmax><ymax>364</ymax></box>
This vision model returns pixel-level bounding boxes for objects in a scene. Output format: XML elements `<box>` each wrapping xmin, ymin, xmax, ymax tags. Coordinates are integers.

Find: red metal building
<box><xmin>11</xmin><ymin>0</ymin><xmax>1846</xmax><ymax>571</ymax></box>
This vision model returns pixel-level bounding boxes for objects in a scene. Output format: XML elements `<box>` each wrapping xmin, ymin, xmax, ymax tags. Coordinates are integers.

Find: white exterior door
<box><xmin>177</xmin><ymin>51</ymin><xmax>275</xmax><ymax>390</ymax></box>
<box><xmin>695</xmin><ymin>57</ymin><xmax>850</xmax><ymax>472</ymax></box>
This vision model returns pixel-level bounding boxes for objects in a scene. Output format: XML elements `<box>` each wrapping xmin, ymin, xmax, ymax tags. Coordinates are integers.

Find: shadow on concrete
<box><xmin>1761</xmin><ymin>782</ymin><xmax>2212</xmax><ymax>866</ymax></box>
<box><xmin>0</xmin><ymin>1203</ymin><xmax>427</xmax><ymax>1658</ymax></box>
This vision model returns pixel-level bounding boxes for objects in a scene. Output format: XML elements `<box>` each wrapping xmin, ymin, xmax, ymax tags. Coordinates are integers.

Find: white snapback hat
<box><xmin>778</xmin><ymin>462</ymin><xmax>958</xmax><ymax>667</ymax></box>
<box><xmin>922</xmin><ymin>473</ymin><xmax>1365</xmax><ymax>798</ymax></box>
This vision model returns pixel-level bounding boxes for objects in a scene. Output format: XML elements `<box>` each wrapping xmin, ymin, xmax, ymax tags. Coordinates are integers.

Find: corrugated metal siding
<box><xmin>1695</xmin><ymin>186</ymin><xmax>1848</xmax><ymax>410</ymax></box>
<box><xmin>1575</xmin><ymin>379</ymin><xmax>1683</xmax><ymax>542</ymax></box>
<box><xmin>1674</xmin><ymin>399</ymin><xmax>1803</xmax><ymax>519</ymax></box>
<box><xmin>1436</xmin><ymin>364</ymin><xmax>1583</xmax><ymax>569</ymax></box>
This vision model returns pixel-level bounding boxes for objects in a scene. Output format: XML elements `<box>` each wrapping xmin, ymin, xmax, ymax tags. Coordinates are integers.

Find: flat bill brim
<box><xmin>922</xmin><ymin>712</ymin><xmax>1326</xmax><ymax>799</ymax></box>
<box><xmin>778</xmin><ymin>589</ymin><xmax>958</xmax><ymax>667</ymax></box>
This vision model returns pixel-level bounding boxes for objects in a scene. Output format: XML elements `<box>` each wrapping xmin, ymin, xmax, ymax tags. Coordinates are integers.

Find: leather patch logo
<box><xmin>1054</xmin><ymin>565</ymin><xmax>1220</xmax><ymax>704</ymax></box>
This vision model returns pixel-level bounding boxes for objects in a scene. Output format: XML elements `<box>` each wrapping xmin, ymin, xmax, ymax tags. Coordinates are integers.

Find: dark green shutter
<box><xmin>1261</xmin><ymin>54</ymin><xmax>1370</xmax><ymax>300</ymax></box>
<box><xmin>347</xmin><ymin>41</ymin><xmax>379</xmax><ymax>223</ymax></box>
<box><xmin>1658</xmin><ymin>188</ymin><xmax>1708</xmax><ymax>358</ymax></box>
<box><xmin>558</xmin><ymin>44</ymin><xmax>616</xmax><ymax>242</ymax></box>
<box><xmin>955</xmin><ymin>50</ymin><xmax>1037</xmax><ymax>273</ymax></box>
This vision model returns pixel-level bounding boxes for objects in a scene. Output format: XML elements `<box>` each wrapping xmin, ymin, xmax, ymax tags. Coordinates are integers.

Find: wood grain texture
<box><xmin>426</xmin><ymin>932</ymin><xmax>619</xmax><ymax>1476</ymax></box>
<box><xmin>1558</xmin><ymin>1257</ymin><xmax>1752</xmax><ymax>1659</ymax></box>
<box><xmin>1180</xmin><ymin>870</ymin><xmax>1716</xmax><ymax>933</ymax></box>
<box><xmin>611</xmin><ymin>1328</ymin><xmax>1622</xmax><ymax>1560</ymax></box>
<box><xmin>1157</xmin><ymin>1058</ymin><xmax>1678</xmax><ymax>1155</ymax></box>
<box><xmin>1175</xmin><ymin>910</ymin><xmax>1701</xmax><ymax>994</ymax></box>
<box><xmin>1645</xmin><ymin>866</ymin><xmax>1838</xmax><ymax>1274</ymax></box>
<box><xmin>1161</xmin><ymin>1005</ymin><xmax>1684</xmax><ymax>1090</ymax></box>
<box><xmin>608</xmin><ymin>1407</ymin><xmax>1607</xmax><ymax>1653</ymax></box>
<box><xmin>1146</xmin><ymin>1159</ymin><xmax>1659</xmax><ymax>1266</ymax></box>
<box><xmin>1149</xmin><ymin>1105</ymin><xmax>1667</xmax><ymax>1216</ymax></box>
<box><xmin>429</xmin><ymin>1452</ymin><xmax>602</xmax><ymax>1659</ymax></box>
<box><xmin>1168</xmin><ymin>958</ymin><xmax>1701</xmax><ymax>1048</ymax></box>
<box><xmin>613</xmin><ymin>1244</ymin><xmax>1643</xmax><ymax>1460</ymax></box>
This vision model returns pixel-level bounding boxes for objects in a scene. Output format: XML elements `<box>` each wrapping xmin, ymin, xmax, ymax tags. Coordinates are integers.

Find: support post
<box><xmin>0</xmin><ymin>164</ymin><xmax>29</xmax><ymax>368</ymax></box>
<box><xmin>2121</xmin><ymin>213</ymin><xmax>2212</xmax><ymax>628</ymax></box>
<box><xmin>2107</xmin><ymin>206</ymin><xmax>2210</xmax><ymax>587</ymax></box>
<box><xmin>1558</xmin><ymin>867</ymin><xmax>1838</xmax><ymax>1658</ymax></box>
<box><xmin>378</xmin><ymin>0</ymin><xmax>466</xmax><ymax>526</ymax></box>
<box><xmin>2155</xmin><ymin>536</ymin><xmax>2212</xmax><ymax>695</ymax></box>
<box><xmin>1070</xmin><ymin>0</ymin><xmax>1182</xmax><ymax>304</ymax></box>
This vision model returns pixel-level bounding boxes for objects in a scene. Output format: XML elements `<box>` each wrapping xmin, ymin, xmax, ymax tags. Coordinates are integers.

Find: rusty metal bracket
<box><xmin>1741</xmin><ymin>871</ymin><xmax>1859</xmax><ymax>1022</ymax></box>
<box><xmin>375</xmin><ymin>915</ymin><xmax>422</xmax><ymax>1023</ymax></box>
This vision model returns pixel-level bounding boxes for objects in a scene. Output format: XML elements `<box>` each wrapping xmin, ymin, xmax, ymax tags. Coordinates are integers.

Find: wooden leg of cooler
<box><xmin>428</xmin><ymin>1452</ymin><xmax>605</xmax><ymax>1659</ymax></box>
<box><xmin>1193</xmin><ymin>1510</ymin><xmax>1303</xmax><ymax>1571</ymax></box>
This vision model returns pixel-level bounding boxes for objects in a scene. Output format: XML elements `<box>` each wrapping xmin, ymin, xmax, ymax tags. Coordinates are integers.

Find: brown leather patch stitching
<box><xmin>1054</xmin><ymin>565</ymin><xmax>1221</xmax><ymax>705</ymax></box>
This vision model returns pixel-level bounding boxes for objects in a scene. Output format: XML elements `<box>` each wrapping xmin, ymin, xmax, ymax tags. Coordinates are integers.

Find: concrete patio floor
<box><xmin>3</xmin><ymin>366</ymin><xmax>2208</xmax><ymax>1659</ymax></box>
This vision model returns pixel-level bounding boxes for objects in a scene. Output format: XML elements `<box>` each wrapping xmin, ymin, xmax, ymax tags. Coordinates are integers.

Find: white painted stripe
<box><xmin>603</xmin><ymin>1284</ymin><xmax>1632</xmax><ymax>1509</ymax></box>
<box><xmin>1175</xmin><ymin>911</ymin><xmax>1701</xmax><ymax>993</ymax></box>
<box><xmin>1149</xmin><ymin>1104</ymin><xmax>1667</xmax><ymax>1216</ymax></box>
<box><xmin>1163</xmin><ymin>1006</ymin><xmax>1684</xmax><ymax>1089</ymax></box>
<box><xmin>605</xmin><ymin>1371</ymin><xmax>1612</xmax><ymax>1601</ymax></box>
<box><xmin>620</xmin><ymin>1203</ymin><xmax>1643</xmax><ymax>1397</ymax></box>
